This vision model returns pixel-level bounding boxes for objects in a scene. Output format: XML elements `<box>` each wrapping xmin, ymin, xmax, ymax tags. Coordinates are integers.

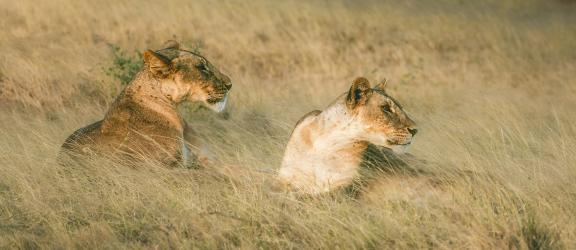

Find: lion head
<box><xmin>345</xmin><ymin>77</ymin><xmax>417</xmax><ymax>153</ymax></box>
<box><xmin>142</xmin><ymin>40</ymin><xmax>232</xmax><ymax>112</ymax></box>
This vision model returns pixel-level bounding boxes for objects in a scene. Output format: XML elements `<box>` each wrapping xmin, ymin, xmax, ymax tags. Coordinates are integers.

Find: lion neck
<box><xmin>279</xmin><ymin>101</ymin><xmax>369</xmax><ymax>194</ymax></box>
<box><xmin>308</xmin><ymin>103</ymin><xmax>367</xmax><ymax>153</ymax></box>
<box><xmin>105</xmin><ymin>71</ymin><xmax>185</xmax><ymax>132</ymax></box>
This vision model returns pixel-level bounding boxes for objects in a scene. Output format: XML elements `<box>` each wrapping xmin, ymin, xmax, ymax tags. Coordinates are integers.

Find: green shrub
<box><xmin>104</xmin><ymin>45</ymin><xmax>143</xmax><ymax>86</ymax></box>
<box><xmin>522</xmin><ymin>213</ymin><xmax>562</xmax><ymax>250</ymax></box>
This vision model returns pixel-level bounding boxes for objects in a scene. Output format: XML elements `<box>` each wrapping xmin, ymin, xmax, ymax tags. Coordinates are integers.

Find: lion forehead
<box><xmin>364</xmin><ymin>92</ymin><xmax>414</xmax><ymax>128</ymax></box>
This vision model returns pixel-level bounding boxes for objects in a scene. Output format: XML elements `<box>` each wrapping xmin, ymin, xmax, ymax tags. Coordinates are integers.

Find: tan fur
<box><xmin>278</xmin><ymin>77</ymin><xmax>417</xmax><ymax>194</ymax></box>
<box><xmin>60</xmin><ymin>40</ymin><xmax>231</xmax><ymax>167</ymax></box>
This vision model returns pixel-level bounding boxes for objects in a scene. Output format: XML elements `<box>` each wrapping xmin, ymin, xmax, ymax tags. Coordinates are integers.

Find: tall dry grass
<box><xmin>1</xmin><ymin>0</ymin><xmax>576</xmax><ymax>248</ymax></box>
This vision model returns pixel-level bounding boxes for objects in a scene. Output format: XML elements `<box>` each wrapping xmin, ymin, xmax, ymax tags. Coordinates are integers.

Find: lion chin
<box><xmin>207</xmin><ymin>94</ymin><xmax>228</xmax><ymax>113</ymax></box>
<box><xmin>389</xmin><ymin>143</ymin><xmax>411</xmax><ymax>154</ymax></box>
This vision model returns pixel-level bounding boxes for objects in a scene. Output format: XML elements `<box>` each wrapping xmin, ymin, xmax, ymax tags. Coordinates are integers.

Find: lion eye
<box><xmin>197</xmin><ymin>64</ymin><xmax>210</xmax><ymax>73</ymax></box>
<box><xmin>381</xmin><ymin>105</ymin><xmax>392</xmax><ymax>113</ymax></box>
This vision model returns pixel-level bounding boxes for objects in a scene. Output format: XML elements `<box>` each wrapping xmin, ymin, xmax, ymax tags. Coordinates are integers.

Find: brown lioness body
<box><xmin>60</xmin><ymin>41</ymin><xmax>231</xmax><ymax>167</ymax></box>
<box><xmin>278</xmin><ymin>77</ymin><xmax>417</xmax><ymax>194</ymax></box>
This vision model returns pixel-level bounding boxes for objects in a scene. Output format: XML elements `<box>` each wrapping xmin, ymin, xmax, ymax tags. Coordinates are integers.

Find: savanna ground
<box><xmin>1</xmin><ymin>0</ymin><xmax>576</xmax><ymax>249</ymax></box>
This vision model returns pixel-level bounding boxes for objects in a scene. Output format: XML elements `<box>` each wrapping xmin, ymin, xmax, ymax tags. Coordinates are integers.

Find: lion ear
<box><xmin>346</xmin><ymin>77</ymin><xmax>372</xmax><ymax>109</ymax></box>
<box><xmin>375</xmin><ymin>78</ymin><xmax>388</xmax><ymax>90</ymax></box>
<box><xmin>161</xmin><ymin>40</ymin><xmax>180</xmax><ymax>50</ymax></box>
<box><xmin>143</xmin><ymin>50</ymin><xmax>171</xmax><ymax>77</ymax></box>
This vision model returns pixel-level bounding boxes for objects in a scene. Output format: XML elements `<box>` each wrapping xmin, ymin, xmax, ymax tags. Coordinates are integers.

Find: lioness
<box><xmin>278</xmin><ymin>77</ymin><xmax>417</xmax><ymax>194</ymax></box>
<box><xmin>60</xmin><ymin>40</ymin><xmax>231</xmax><ymax>167</ymax></box>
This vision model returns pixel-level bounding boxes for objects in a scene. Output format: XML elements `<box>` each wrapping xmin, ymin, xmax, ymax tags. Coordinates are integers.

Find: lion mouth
<box><xmin>387</xmin><ymin>140</ymin><xmax>411</xmax><ymax>146</ymax></box>
<box><xmin>207</xmin><ymin>96</ymin><xmax>226</xmax><ymax>104</ymax></box>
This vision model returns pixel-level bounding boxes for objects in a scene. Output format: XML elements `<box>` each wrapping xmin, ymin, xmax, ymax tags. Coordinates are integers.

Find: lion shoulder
<box><xmin>290</xmin><ymin>110</ymin><xmax>322</xmax><ymax>136</ymax></box>
<box><xmin>294</xmin><ymin>110</ymin><xmax>322</xmax><ymax>128</ymax></box>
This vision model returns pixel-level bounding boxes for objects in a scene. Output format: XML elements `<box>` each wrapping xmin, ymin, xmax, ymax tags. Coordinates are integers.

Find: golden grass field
<box><xmin>1</xmin><ymin>0</ymin><xmax>576</xmax><ymax>248</ymax></box>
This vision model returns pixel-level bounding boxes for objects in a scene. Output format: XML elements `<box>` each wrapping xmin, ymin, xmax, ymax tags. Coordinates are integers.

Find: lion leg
<box><xmin>58</xmin><ymin>120</ymin><xmax>104</xmax><ymax>164</ymax></box>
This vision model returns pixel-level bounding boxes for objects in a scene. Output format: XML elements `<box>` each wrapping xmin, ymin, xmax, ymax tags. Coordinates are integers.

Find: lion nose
<box><xmin>224</xmin><ymin>82</ymin><xmax>232</xmax><ymax>90</ymax></box>
<box><xmin>408</xmin><ymin>128</ymin><xmax>418</xmax><ymax>136</ymax></box>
